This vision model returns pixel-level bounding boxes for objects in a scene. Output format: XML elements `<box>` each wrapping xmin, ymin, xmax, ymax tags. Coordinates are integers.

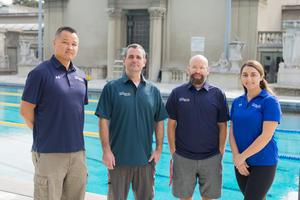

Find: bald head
<box><xmin>189</xmin><ymin>55</ymin><xmax>208</xmax><ymax>68</ymax></box>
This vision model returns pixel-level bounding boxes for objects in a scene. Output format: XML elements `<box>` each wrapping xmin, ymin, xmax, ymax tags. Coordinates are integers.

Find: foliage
<box><xmin>12</xmin><ymin>0</ymin><xmax>41</xmax><ymax>8</ymax></box>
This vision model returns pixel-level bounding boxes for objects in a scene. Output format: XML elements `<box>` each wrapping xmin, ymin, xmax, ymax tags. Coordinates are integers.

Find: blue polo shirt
<box><xmin>22</xmin><ymin>55</ymin><xmax>88</xmax><ymax>153</ymax></box>
<box><xmin>95</xmin><ymin>73</ymin><xmax>168</xmax><ymax>166</ymax></box>
<box><xmin>230</xmin><ymin>89</ymin><xmax>281</xmax><ymax>166</ymax></box>
<box><xmin>166</xmin><ymin>81</ymin><xmax>229</xmax><ymax>160</ymax></box>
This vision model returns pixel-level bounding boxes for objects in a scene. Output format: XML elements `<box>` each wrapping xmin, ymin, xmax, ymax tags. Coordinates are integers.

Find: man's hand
<box><xmin>148</xmin><ymin>149</ymin><xmax>162</xmax><ymax>164</ymax></box>
<box><xmin>102</xmin><ymin>150</ymin><xmax>115</xmax><ymax>170</ymax></box>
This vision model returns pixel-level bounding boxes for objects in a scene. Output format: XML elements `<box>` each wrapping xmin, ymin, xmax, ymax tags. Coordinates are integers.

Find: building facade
<box><xmin>43</xmin><ymin>0</ymin><xmax>300</xmax><ymax>85</ymax></box>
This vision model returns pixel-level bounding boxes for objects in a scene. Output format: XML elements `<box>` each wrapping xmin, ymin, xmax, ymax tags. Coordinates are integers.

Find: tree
<box><xmin>13</xmin><ymin>0</ymin><xmax>40</xmax><ymax>8</ymax></box>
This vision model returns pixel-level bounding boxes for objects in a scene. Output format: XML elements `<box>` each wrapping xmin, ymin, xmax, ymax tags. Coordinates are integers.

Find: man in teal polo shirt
<box><xmin>95</xmin><ymin>43</ymin><xmax>168</xmax><ymax>200</ymax></box>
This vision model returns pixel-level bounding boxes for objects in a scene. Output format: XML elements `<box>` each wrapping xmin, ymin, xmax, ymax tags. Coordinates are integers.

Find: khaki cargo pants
<box><xmin>32</xmin><ymin>151</ymin><xmax>88</xmax><ymax>200</ymax></box>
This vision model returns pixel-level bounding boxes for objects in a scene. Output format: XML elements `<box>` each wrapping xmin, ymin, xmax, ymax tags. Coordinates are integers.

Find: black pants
<box><xmin>235</xmin><ymin>165</ymin><xmax>277</xmax><ymax>200</ymax></box>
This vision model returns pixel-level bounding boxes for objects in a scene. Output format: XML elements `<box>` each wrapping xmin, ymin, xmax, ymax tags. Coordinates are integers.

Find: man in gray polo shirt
<box><xmin>95</xmin><ymin>43</ymin><xmax>168</xmax><ymax>200</ymax></box>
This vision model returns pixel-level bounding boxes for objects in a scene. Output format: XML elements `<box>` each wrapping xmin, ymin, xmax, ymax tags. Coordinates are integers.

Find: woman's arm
<box><xmin>229</xmin><ymin>121</ymin><xmax>249</xmax><ymax>176</ymax></box>
<box><xmin>233</xmin><ymin>121</ymin><xmax>278</xmax><ymax>167</ymax></box>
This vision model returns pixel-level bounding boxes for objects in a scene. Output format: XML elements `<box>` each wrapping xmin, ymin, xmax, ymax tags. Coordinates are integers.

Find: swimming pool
<box><xmin>0</xmin><ymin>86</ymin><xmax>299</xmax><ymax>200</ymax></box>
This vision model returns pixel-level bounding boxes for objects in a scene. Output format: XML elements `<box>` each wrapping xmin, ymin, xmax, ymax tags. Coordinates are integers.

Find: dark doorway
<box><xmin>261</xmin><ymin>52</ymin><xmax>283</xmax><ymax>83</ymax></box>
<box><xmin>126</xmin><ymin>10</ymin><xmax>150</xmax><ymax>77</ymax></box>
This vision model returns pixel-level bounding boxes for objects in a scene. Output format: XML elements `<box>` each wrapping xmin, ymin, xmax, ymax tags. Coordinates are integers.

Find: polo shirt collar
<box><xmin>242</xmin><ymin>89</ymin><xmax>269</xmax><ymax>100</ymax></box>
<box><xmin>50</xmin><ymin>55</ymin><xmax>76</xmax><ymax>72</ymax></box>
<box><xmin>121</xmin><ymin>72</ymin><xmax>146</xmax><ymax>85</ymax></box>
<box><xmin>187</xmin><ymin>81</ymin><xmax>210</xmax><ymax>92</ymax></box>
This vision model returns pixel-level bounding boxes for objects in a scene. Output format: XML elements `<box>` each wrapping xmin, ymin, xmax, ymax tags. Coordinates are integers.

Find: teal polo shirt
<box><xmin>95</xmin><ymin>73</ymin><xmax>168</xmax><ymax>166</ymax></box>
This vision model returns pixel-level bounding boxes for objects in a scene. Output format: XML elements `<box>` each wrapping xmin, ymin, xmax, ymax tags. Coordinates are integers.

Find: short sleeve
<box><xmin>95</xmin><ymin>84</ymin><xmax>112</xmax><ymax>119</ymax></box>
<box><xmin>263</xmin><ymin>96</ymin><xmax>282</xmax><ymax>123</ymax></box>
<box><xmin>165</xmin><ymin>90</ymin><xmax>177</xmax><ymax>120</ymax></box>
<box><xmin>21</xmin><ymin>70</ymin><xmax>43</xmax><ymax>105</ymax></box>
<box><xmin>84</xmin><ymin>79</ymin><xmax>88</xmax><ymax>105</ymax></box>
<box><xmin>230</xmin><ymin>98</ymin><xmax>237</xmax><ymax>120</ymax></box>
<box><xmin>154</xmin><ymin>88</ymin><xmax>168</xmax><ymax>122</ymax></box>
<box><xmin>217</xmin><ymin>90</ymin><xmax>230</xmax><ymax>122</ymax></box>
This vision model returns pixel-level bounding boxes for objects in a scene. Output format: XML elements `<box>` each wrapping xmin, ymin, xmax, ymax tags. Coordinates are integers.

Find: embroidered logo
<box><xmin>238</xmin><ymin>103</ymin><xmax>242</xmax><ymax>107</ymax></box>
<box><xmin>119</xmin><ymin>92</ymin><xmax>131</xmax><ymax>96</ymax></box>
<box><xmin>55</xmin><ymin>75</ymin><xmax>61</xmax><ymax>79</ymax></box>
<box><xmin>252</xmin><ymin>103</ymin><xmax>261</xmax><ymax>108</ymax></box>
<box><xmin>179</xmin><ymin>97</ymin><xmax>190</xmax><ymax>102</ymax></box>
<box><xmin>74</xmin><ymin>76</ymin><xmax>84</xmax><ymax>82</ymax></box>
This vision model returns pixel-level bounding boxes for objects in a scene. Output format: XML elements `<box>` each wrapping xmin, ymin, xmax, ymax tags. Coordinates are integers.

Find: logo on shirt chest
<box><xmin>74</xmin><ymin>75</ymin><xmax>84</xmax><ymax>82</ymax></box>
<box><xmin>252</xmin><ymin>103</ymin><xmax>261</xmax><ymax>108</ymax></box>
<box><xmin>179</xmin><ymin>97</ymin><xmax>191</xmax><ymax>102</ymax></box>
<box><xmin>119</xmin><ymin>92</ymin><xmax>131</xmax><ymax>96</ymax></box>
<box><xmin>55</xmin><ymin>75</ymin><xmax>61</xmax><ymax>79</ymax></box>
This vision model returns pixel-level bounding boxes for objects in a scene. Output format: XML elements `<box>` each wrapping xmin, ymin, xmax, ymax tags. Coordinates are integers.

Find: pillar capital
<box><xmin>107</xmin><ymin>8</ymin><xmax>122</xmax><ymax>19</ymax></box>
<box><xmin>148</xmin><ymin>7</ymin><xmax>166</xmax><ymax>19</ymax></box>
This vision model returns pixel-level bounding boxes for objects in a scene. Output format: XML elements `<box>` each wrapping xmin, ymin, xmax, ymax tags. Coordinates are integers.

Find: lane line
<box><xmin>0</xmin><ymin>121</ymin><xmax>99</xmax><ymax>136</ymax></box>
<box><xmin>0</xmin><ymin>102</ymin><xmax>95</xmax><ymax>114</ymax></box>
<box><xmin>0</xmin><ymin>92</ymin><xmax>98</xmax><ymax>103</ymax></box>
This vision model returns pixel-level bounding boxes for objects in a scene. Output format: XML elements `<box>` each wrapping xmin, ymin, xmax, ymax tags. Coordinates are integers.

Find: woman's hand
<box><xmin>233</xmin><ymin>153</ymin><xmax>246</xmax><ymax>167</ymax></box>
<box><xmin>236</xmin><ymin>162</ymin><xmax>250</xmax><ymax>176</ymax></box>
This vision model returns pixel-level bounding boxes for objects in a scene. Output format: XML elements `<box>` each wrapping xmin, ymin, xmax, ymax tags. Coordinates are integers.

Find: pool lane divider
<box><xmin>0</xmin><ymin>121</ymin><xmax>98</xmax><ymax>137</ymax></box>
<box><xmin>0</xmin><ymin>92</ymin><xmax>98</xmax><ymax>103</ymax></box>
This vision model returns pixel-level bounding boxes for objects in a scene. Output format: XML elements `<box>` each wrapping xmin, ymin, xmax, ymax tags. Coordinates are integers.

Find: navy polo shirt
<box><xmin>166</xmin><ymin>81</ymin><xmax>229</xmax><ymax>160</ymax></box>
<box><xmin>22</xmin><ymin>55</ymin><xmax>88</xmax><ymax>153</ymax></box>
<box><xmin>95</xmin><ymin>73</ymin><xmax>168</xmax><ymax>166</ymax></box>
<box><xmin>230</xmin><ymin>89</ymin><xmax>282</xmax><ymax>166</ymax></box>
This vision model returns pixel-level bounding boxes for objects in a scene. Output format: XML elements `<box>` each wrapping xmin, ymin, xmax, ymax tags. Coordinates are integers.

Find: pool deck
<box><xmin>0</xmin><ymin>74</ymin><xmax>299</xmax><ymax>200</ymax></box>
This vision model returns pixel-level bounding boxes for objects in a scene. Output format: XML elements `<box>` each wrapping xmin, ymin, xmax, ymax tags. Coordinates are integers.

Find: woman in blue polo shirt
<box><xmin>229</xmin><ymin>60</ymin><xmax>281</xmax><ymax>200</ymax></box>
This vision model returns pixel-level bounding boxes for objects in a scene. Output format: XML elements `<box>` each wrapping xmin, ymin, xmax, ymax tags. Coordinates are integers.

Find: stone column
<box><xmin>44</xmin><ymin>0</ymin><xmax>65</xmax><ymax>59</ymax></box>
<box><xmin>277</xmin><ymin>20</ymin><xmax>300</xmax><ymax>86</ymax></box>
<box><xmin>0</xmin><ymin>30</ymin><xmax>6</xmax><ymax>68</ymax></box>
<box><xmin>106</xmin><ymin>8</ymin><xmax>122</xmax><ymax>80</ymax></box>
<box><xmin>148</xmin><ymin>7</ymin><xmax>166</xmax><ymax>82</ymax></box>
<box><xmin>0</xmin><ymin>30</ymin><xmax>5</xmax><ymax>58</ymax></box>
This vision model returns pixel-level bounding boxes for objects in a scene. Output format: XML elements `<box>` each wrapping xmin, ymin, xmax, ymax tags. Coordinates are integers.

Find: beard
<box><xmin>190</xmin><ymin>73</ymin><xmax>205</xmax><ymax>85</ymax></box>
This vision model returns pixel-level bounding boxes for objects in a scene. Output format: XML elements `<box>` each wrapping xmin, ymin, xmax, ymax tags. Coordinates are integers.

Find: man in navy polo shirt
<box><xmin>95</xmin><ymin>43</ymin><xmax>168</xmax><ymax>200</ymax></box>
<box><xmin>166</xmin><ymin>55</ymin><xmax>229</xmax><ymax>200</ymax></box>
<box><xmin>20</xmin><ymin>26</ymin><xmax>88</xmax><ymax>200</ymax></box>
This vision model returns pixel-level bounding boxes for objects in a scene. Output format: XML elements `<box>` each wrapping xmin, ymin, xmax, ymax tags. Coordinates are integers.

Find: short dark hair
<box><xmin>55</xmin><ymin>26</ymin><xmax>77</xmax><ymax>38</ymax></box>
<box><xmin>124</xmin><ymin>43</ymin><xmax>146</xmax><ymax>59</ymax></box>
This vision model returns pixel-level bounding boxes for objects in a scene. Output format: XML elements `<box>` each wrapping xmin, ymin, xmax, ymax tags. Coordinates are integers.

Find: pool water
<box><xmin>0</xmin><ymin>87</ymin><xmax>299</xmax><ymax>200</ymax></box>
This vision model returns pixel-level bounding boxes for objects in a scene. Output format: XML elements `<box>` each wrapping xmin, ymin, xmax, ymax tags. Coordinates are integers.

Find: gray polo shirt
<box><xmin>95</xmin><ymin>73</ymin><xmax>168</xmax><ymax>166</ymax></box>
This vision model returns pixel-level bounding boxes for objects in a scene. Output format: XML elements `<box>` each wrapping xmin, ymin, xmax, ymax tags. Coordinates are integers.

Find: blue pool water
<box><xmin>0</xmin><ymin>86</ymin><xmax>299</xmax><ymax>199</ymax></box>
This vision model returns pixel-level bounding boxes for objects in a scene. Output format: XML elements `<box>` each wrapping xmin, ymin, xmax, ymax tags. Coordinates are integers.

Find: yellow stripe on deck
<box><xmin>0</xmin><ymin>121</ymin><xmax>99</xmax><ymax>136</ymax></box>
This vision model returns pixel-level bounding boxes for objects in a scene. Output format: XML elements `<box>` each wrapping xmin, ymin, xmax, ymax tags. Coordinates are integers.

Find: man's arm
<box><xmin>218</xmin><ymin>121</ymin><xmax>228</xmax><ymax>156</ymax></box>
<box><xmin>19</xmin><ymin>100</ymin><xmax>35</xmax><ymax>130</ymax></box>
<box><xmin>148</xmin><ymin>120</ymin><xmax>164</xmax><ymax>164</ymax></box>
<box><xmin>99</xmin><ymin>117</ymin><xmax>115</xmax><ymax>169</ymax></box>
<box><xmin>167</xmin><ymin>118</ymin><xmax>176</xmax><ymax>156</ymax></box>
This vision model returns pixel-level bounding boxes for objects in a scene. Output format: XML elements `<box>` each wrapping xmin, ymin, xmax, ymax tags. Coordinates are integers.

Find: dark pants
<box><xmin>107</xmin><ymin>163</ymin><xmax>155</xmax><ymax>200</ymax></box>
<box><xmin>235</xmin><ymin>165</ymin><xmax>277</xmax><ymax>200</ymax></box>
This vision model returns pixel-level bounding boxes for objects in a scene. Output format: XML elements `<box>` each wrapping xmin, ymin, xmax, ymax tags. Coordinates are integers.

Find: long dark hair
<box><xmin>240</xmin><ymin>60</ymin><xmax>274</xmax><ymax>94</ymax></box>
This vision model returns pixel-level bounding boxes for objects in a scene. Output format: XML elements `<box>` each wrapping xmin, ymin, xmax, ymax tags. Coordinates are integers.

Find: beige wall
<box><xmin>231</xmin><ymin>0</ymin><xmax>259</xmax><ymax>60</ymax></box>
<box><xmin>163</xmin><ymin>0</ymin><xmax>227</xmax><ymax>69</ymax></box>
<box><xmin>257</xmin><ymin>0</ymin><xmax>298</xmax><ymax>31</ymax></box>
<box><xmin>44</xmin><ymin>0</ymin><xmax>108</xmax><ymax>68</ymax></box>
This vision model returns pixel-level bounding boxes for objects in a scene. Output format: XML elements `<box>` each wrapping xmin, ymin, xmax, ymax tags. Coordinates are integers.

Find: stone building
<box><xmin>0</xmin><ymin>2</ymin><xmax>41</xmax><ymax>74</ymax></box>
<box><xmin>42</xmin><ymin>0</ymin><xmax>300</xmax><ymax>86</ymax></box>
